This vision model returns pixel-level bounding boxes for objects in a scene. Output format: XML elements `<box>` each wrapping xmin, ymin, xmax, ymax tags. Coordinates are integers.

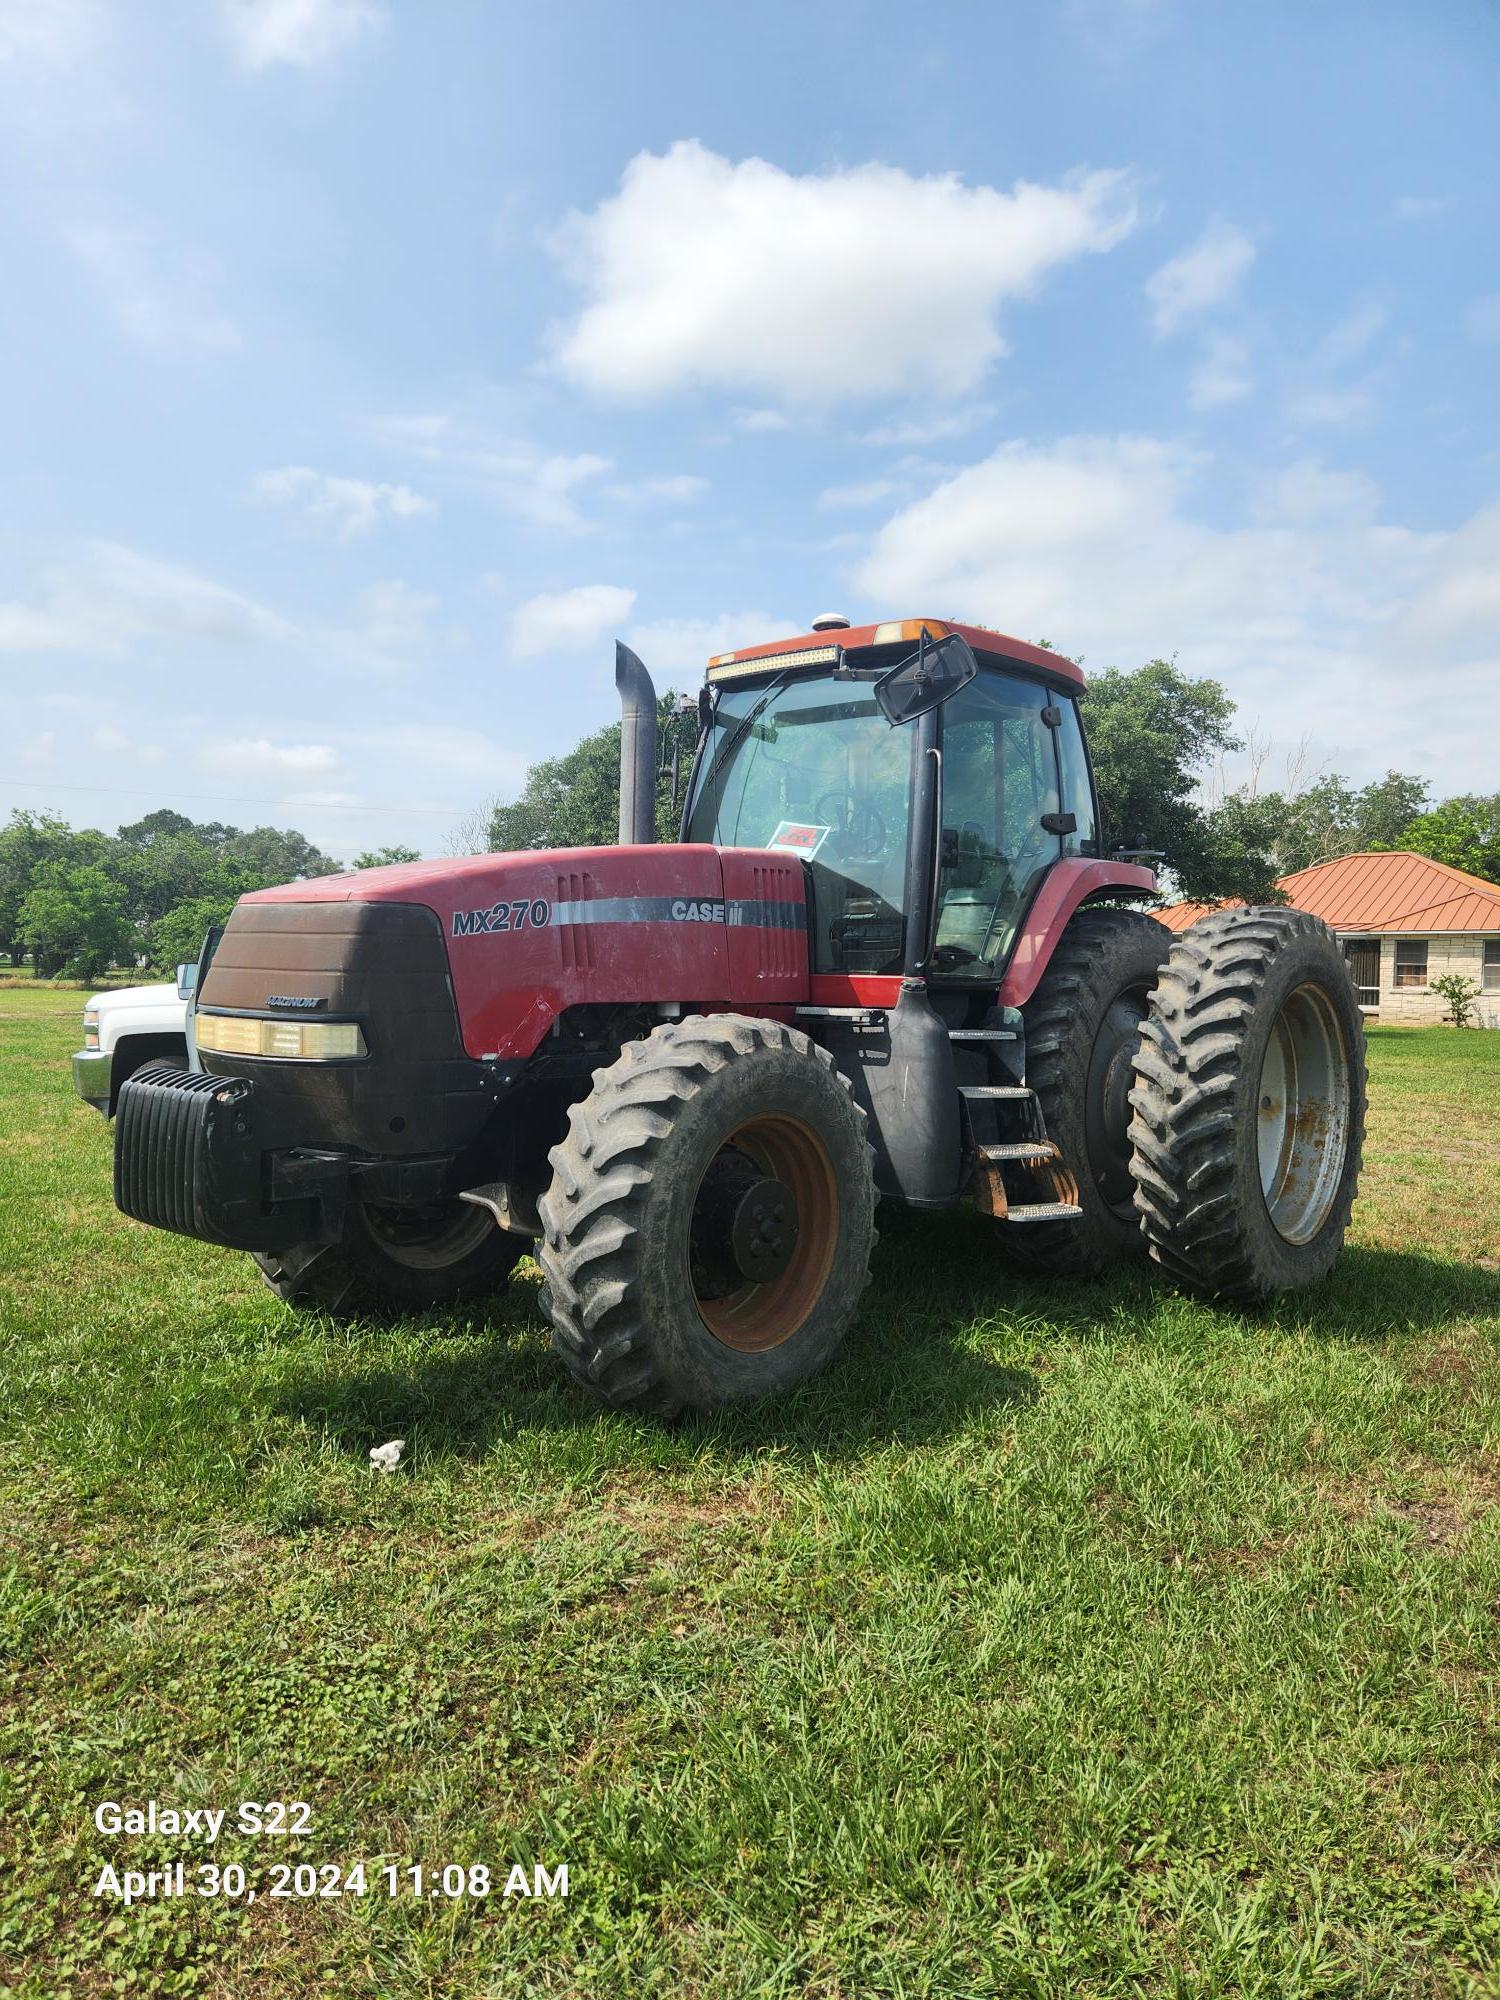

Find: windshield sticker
<box><xmin>766</xmin><ymin>821</ymin><xmax>832</xmax><ymax>858</ymax></box>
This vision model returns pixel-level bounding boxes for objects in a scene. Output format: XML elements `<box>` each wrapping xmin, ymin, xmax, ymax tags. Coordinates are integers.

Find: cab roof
<box><xmin>706</xmin><ymin>617</ymin><xmax>1085</xmax><ymax>690</ymax></box>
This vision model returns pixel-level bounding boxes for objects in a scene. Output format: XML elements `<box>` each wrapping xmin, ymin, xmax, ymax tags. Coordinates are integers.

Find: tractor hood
<box><xmin>220</xmin><ymin>844</ymin><xmax>810</xmax><ymax>1062</ymax></box>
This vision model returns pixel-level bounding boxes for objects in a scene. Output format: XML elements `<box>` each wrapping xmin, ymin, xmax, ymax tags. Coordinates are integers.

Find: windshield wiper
<box><xmin>697</xmin><ymin>670</ymin><xmax>792</xmax><ymax>802</ymax></box>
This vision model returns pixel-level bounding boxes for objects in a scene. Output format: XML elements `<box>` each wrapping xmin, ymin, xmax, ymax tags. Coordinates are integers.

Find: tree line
<box><xmin>0</xmin><ymin>807</ymin><xmax>420</xmax><ymax>980</ymax></box>
<box><xmin>6</xmin><ymin>659</ymin><xmax>1494</xmax><ymax>980</ymax></box>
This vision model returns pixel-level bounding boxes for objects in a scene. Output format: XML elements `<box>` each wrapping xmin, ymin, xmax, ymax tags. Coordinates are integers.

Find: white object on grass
<box><xmin>369</xmin><ymin>1439</ymin><xmax>406</xmax><ymax>1473</ymax></box>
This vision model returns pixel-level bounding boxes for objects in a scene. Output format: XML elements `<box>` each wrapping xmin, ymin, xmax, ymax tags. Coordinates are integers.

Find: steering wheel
<box><xmin>815</xmin><ymin>792</ymin><xmax>886</xmax><ymax>861</ymax></box>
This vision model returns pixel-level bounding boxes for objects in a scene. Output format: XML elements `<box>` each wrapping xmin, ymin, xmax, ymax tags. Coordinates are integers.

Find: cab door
<box><xmin>932</xmin><ymin>670</ymin><xmax>1066</xmax><ymax>979</ymax></box>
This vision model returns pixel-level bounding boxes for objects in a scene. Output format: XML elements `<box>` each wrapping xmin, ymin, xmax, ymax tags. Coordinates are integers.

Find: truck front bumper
<box><xmin>114</xmin><ymin>1064</ymin><xmax>350</xmax><ymax>1253</ymax></box>
<box><xmin>71</xmin><ymin>1048</ymin><xmax>112</xmax><ymax>1113</ymax></box>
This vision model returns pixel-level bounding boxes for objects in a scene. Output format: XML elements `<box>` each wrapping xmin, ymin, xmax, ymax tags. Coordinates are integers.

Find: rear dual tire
<box><xmin>1129</xmin><ymin>907</ymin><xmax>1366</xmax><ymax>1301</ymax></box>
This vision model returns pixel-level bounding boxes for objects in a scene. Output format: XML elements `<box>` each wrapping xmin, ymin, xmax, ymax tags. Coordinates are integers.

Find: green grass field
<box><xmin>3</xmin><ymin>985</ymin><xmax>1498</xmax><ymax>1998</ymax></box>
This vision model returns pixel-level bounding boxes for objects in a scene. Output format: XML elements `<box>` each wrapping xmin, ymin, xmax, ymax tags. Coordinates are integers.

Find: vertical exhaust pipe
<box><xmin>615</xmin><ymin>641</ymin><xmax>657</xmax><ymax>845</ymax></box>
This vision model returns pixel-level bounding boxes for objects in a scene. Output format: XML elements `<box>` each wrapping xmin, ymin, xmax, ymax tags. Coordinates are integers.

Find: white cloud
<box><xmin>859</xmin><ymin>405</ymin><xmax>995</xmax><ymax>447</ymax></box>
<box><xmin>21</xmin><ymin>730</ymin><xmax>55</xmax><ymax>765</ymax></box>
<box><xmin>1255</xmin><ymin>458</ymin><xmax>1380</xmax><ymax>525</ymax></box>
<box><xmin>1287</xmin><ymin>389</ymin><xmax>1372</xmax><ymax>428</ymax></box>
<box><xmin>511</xmin><ymin>583</ymin><xmax>636</xmax><ymax>660</ymax></box>
<box><xmin>0</xmin><ymin>0</ymin><xmax>93</xmax><ymax>62</ymax></box>
<box><xmin>548</xmin><ymin>141</ymin><xmax>1137</xmax><ymax>404</ymax></box>
<box><xmin>1187</xmin><ymin>335</ymin><xmax>1253</xmax><ymax>410</ymax></box>
<box><xmin>1314</xmin><ymin>301</ymin><xmax>1388</xmax><ymax>369</ymax></box>
<box><xmin>370</xmin><ymin>413</ymin><xmax>611</xmax><ymax>530</ymax></box>
<box><xmin>853</xmin><ymin>432</ymin><xmax>1500</xmax><ymax>789</ymax></box>
<box><xmin>199</xmin><ymin>737</ymin><xmax>341</xmax><ymax>776</ymax></box>
<box><xmin>1064</xmin><ymin>0</ymin><xmax>1168</xmax><ymax>61</ymax></box>
<box><xmin>88</xmin><ymin>722</ymin><xmax>168</xmax><ymax>765</ymax></box>
<box><xmin>218</xmin><ymin>0</ymin><xmax>384</xmax><ymax>70</ymax></box>
<box><xmin>733</xmin><ymin>408</ymin><xmax>793</xmax><ymax>434</ymax></box>
<box><xmin>0</xmin><ymin>541</ymin><xmax>286</xmax><ymax>656</ymax></box>
<box><xmin>345</xmin><ymin>724</ymin><xmax>528</xmax><ymax>785</ymax></box>
<box><xmin>818</xmin><ymin>479</ymin><xmax>899</xmax><ymax>510</ymax></box>
<box><xmin>625</xmin><ymin>611</ymin><xmax>797</xmax><ymax>676</ymax></box>
<box><xmin>332</xmin><ymin>579</ymin><xmax>439</xmax><ymax>672</ymax></box>
<box><xmin>253</xmin><ymin>465</ymin><xmax>435</xmax><ymax>539</ymax></box>
<box><xmin>0</xmin><ymin>602</ymin><xmax>86</xmax><ymax>651</ymax></box>
<box><xmin>1389</xmin><ymin>502</ymin><xmax>1500</xmax><ymax>654</ymax></box>
<box><xmin>1464</xmin><ymin>295</ymin><xmax>1500</xmax><ymax>344</ymax></box>
<box><xmin>603</xmin><ymin>474</ymin><xmax>708</xmax><ymax>506</ymax></box>
<box><xmin>67</xmin><ymin>222</ymin><xmax>239</xmax><ymax>355</ymax></box>
<box><xmin>1145</xmin><ymin>222</ymin><xmax>1255</xmax><ymax>335</ymax></box>
<box><xmin>1389</xmin><ymin>195</ymin><xmax>1452</xmax><ymax>223</ymax></box>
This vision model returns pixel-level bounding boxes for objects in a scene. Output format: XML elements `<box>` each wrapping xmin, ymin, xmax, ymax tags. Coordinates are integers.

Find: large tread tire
<box><xmin>1128</xmin><ymin>906</ymin><xmax>1366</xmax><ymax>1302</ymax></box>
<box><xmin>1001</xmin><ymin>905</ymin><xmax>1172</xmax><ymax>1278</ymax></box>
<box><xmin>253</xmin><ymin>1199</ymin><xmax>525</xmax><ymax>1316</ymax></box>
<box><xmin>537</xmin><ymin>1014</ymin><xmax>878</xmax><ymax>1418</ymax></box>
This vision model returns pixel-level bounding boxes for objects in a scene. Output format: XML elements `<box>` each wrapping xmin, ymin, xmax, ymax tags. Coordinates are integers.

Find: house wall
<box><xmin>1342</xmin><ymin>933</ymin><xmax>1500</xmax><ymax>1026</ymax></box>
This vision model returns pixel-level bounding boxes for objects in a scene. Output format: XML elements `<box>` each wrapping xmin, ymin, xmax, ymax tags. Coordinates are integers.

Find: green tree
<box><xmin>1078</xmin><ymin>661</ymin><xmax>1280</xmax><ymax>900</ymax></box>
<box><xmin>352</xmin><ymin>845</ymin><xmax>422</xmax><ymax>870</ymax></box>
<box><xmin>488</xmin><ymin>695</ymin><xmax>690</xmax><ymax>852</ymax></box>
<box><xmin>148</xmin><ymin>895</ymin><xmax>239</xmax><ymax>976</ymax></box>
<box><xmin>1262</xmin><ymin>769</ymin><xmax>1431</xmax><ymax>876</ymax></box>
<box><xmin>1354</xmin><ymin>770</ymin><xmax>1431</xmax><ymax>852</ymax></box>
<box><xmin>19</xmin><ymin>862</ymin><xmax>135</xmax><ymax>979</ymax></box>
<box><xmin>224</xmin><ymin>825</ymin><xmax>341</xmax><ymax>881</ymax></box>
<box><xmin>1401</xmin><ymin>794</ymin><xmax>1500</xmax><ymax>884</ymax></box>
<box><xmin>0</xmin><ymin>809</ymin><xmax>77</xmax><ymax>964</ymax></box>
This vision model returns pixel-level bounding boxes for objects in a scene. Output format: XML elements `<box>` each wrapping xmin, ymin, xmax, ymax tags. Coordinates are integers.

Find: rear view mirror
<box><xmin>874</xmin><ymin>629</ymin><xmax>978</xmax><ymax>725</ymax></box>
<box><xmin>176</xmin><ymin>962</ymin><xmax>199</xmax><ymax>1000</ymax></box>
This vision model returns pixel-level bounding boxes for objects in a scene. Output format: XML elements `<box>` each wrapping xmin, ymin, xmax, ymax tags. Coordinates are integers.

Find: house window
<box><xmin>1484</xmin><ymin>940</ymin><xmax>1500</xmax><ymax>994</ymax></box>
<box><xmin>1393</xmin><ymin>939</ymin><xmax>1428</xmax><ymax>988</ymax></box>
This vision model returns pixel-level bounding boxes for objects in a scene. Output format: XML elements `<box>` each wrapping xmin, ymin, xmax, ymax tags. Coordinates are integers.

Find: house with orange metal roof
<box><xmin>1156</xmin><ymin>852</ymin><xmax>1500</xmax><ymax>1027</ymax></box>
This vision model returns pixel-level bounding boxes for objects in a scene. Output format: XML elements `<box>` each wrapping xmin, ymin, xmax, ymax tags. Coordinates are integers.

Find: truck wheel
<box><xmin>254</xmin><ymin>1197</ymin><xmax>525</xmax><ymax>1314</ymax></box>
<box><xmin>1129</xmin><ymin>907</ymin><xmax>1366</xmax><ymax>1301</ymax></box>
<box><xmin>537</xmin><ymin>1015</ymin><xmax>877</xmax><ymax>1417</ymax></box>
<box><xmin>999</xmin><ymin>906</ymin><xmax>1170</xmax><ymax>1277</ymax></box>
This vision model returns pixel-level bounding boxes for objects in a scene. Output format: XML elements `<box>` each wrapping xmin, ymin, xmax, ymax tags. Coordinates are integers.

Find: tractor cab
<box><xmin>682</xmin><ymin>619</ymin><xmax>1099</xmax><ymax>990</ymax></box>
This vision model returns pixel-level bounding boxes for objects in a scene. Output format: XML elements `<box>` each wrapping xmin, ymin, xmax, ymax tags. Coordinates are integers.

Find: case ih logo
<box><xmin>452</xmin><ymin>897</ymin><xmax>552</xmax><ymax>938</ymax></box>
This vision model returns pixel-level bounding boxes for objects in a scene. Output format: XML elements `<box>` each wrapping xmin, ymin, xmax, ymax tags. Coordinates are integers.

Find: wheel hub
<box><xmin>728</xmin><ymin>1177</ymin><xmax>798</xmax><ymax>1283</ymax></box>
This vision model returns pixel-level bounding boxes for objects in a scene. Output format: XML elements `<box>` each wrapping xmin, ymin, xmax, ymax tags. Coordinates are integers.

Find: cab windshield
<box><xmin>684</xmin><ymin>673</ymin><xmax>914</xmax><ymax>974</ymax></box>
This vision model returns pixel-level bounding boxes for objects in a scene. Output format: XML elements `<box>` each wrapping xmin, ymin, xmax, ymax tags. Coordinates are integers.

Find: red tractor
<box><xmin>115</xmin><ymin>617</ymin><xmax>1366</xmax><ymax>1416</ymax></box>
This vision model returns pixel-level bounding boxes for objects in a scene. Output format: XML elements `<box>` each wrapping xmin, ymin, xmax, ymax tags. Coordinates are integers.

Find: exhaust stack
<box><xmin>615</xmin><ymin>641</ymin><xmax>657</xmax><ymax>845</ymax></box>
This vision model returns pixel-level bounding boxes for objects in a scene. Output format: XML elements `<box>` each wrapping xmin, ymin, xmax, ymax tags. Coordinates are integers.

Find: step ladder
<box><xmin>948</xmin><ymin>1022</ymin><xmax>1083</xmax><ymax>1223</ymax></box>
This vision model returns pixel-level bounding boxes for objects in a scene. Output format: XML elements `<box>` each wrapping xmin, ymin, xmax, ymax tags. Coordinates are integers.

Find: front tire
<box><xmin>537</xmin><ymin>1015</ymin><xmax>877</xmax><ymax>1417</ymax></box>
<box><xmin>1128</xmin><ymin>907</ymin><xmax>1366</xmax><ymax>1301</ymax></box>
<box><xmin>254</xmin><ymin>1196</ymin><xmax>525</xmax><ymax>1314</ymax></box>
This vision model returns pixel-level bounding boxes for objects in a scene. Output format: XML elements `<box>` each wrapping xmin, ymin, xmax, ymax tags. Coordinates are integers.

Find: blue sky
<box><xmin>2</xmin><ymin>0</ymin><xmax>1496</xmax><ymax>862</ymax></box>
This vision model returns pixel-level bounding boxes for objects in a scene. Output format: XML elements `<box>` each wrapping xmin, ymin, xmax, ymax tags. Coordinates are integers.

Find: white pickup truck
<box><xmin>71</xmin><ymin>967</ymin><xmax>195</xmax><ymax>1116</ymax></box>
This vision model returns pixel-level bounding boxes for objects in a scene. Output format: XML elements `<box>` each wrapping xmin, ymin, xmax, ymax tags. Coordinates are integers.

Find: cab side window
<box><xmin>934</xmin><ymin>672</ymin><xmax>1063</xmax><ymax>976</ymax></box>
<box><xmin>1055</xmin><ymin>699</ymin><xmax>1098</xmax><ymax>857</ymax></box>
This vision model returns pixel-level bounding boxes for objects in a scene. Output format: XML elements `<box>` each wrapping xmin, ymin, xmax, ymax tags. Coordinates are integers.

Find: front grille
<box><xmin>196</xmin><ymin>900</ymin><xmax>492</xmax><ymax>1156</ymax></box>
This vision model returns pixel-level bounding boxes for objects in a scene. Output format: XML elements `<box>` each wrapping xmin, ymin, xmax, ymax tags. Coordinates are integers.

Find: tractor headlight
<box><xmin>83</xmin><ymin>1006</ymin><xmax>99</xmax><ymax>1050</ymax></box>
<box><xmin>195</xmin><ymin>1014</ymin><xmax>368</xmax><ymax>1060</ymax></box>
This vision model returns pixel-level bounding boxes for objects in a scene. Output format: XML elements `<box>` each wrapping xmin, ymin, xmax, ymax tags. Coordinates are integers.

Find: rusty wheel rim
<box><xmin>1256</xmin><ymin>981</ymin><xmax>1352</xmax><ymax>1244</ymax></box>
<box><xmin>690</xmin><ymin>1114</ymin><xmax>839</xmax><ymax>1353</ymax></box>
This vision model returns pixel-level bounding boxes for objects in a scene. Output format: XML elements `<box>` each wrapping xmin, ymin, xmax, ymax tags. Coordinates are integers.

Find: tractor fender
<box><xmin>995</xmin><ymin>859</ymin><xmax>1159</xmax><ymax>1009</ymax></box>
